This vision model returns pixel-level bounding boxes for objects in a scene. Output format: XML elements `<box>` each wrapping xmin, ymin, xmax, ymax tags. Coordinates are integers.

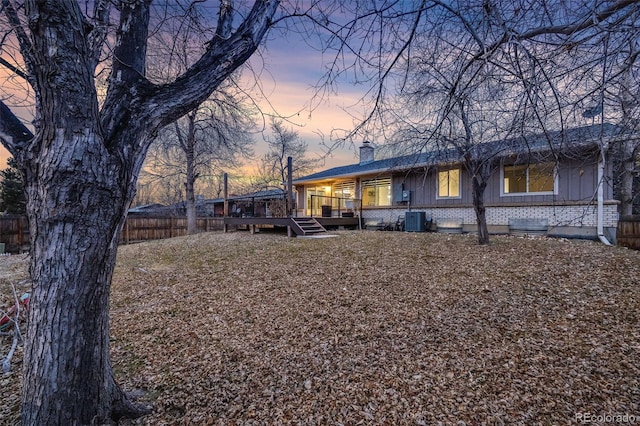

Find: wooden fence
<box><xmin>121</xmin><ymin>216</ymin><xmax>224</xmax><ymax>244</ymax></box>
<box><xmin>0</xmin><ymin>215</ymin><xmax>225</xmax><ymax>253</ymax></box>
<box><xmin>617</xmin><ymin>215</ymin><xmax>640</xmax><ymax>250</ymax></box>
<box><xmin>0</xmin><ymin>215</ymin><xmax>29</xmax><ymax>253</ymax></box>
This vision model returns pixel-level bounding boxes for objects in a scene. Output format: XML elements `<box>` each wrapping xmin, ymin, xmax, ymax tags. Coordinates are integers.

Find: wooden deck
<box><xmin>223</xmin><ymin>216</ymin><xmax>361</xmax><ymax>236</ymax></box>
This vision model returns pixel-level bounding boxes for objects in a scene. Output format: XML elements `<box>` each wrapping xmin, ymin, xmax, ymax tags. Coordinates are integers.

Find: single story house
<box><xmin>293</xmin><ymin>124</ymin><xmax>638</xmax><ymax>241</ymax></box>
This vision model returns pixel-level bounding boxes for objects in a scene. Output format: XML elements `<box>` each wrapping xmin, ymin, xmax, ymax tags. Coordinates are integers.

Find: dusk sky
<box><xmin>249</xmin><ymin>33</ymin><xmax>370</xmax><ymax>172</ymax></box>
<box><xmin>0</xmin><ymin>25</ymin><xmax>367</xmax><ymax>174</ymax></box>
<box><xmin>0</xmin><ymin>0</ymin><xmax>383</xmax><ymax>176</ymax></box>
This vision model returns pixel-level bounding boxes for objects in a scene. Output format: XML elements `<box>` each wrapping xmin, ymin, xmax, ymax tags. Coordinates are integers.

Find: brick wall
<box><xmin>362</xmin><ymin>202</ymin><xmax>618</xmax><ymax>229</ymax></box>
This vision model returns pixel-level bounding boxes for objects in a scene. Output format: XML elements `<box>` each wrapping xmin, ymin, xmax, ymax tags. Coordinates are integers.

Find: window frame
<box><xmin>361</xmin><ymin>177</ymin><xmax>392</xmax><ymax>206</ymax></box>
<box><xmin>501</xmin><ymin>161</ymin><xmax>558</xmax><ymax>196</ymax></box>
<box><xmin>333</xmin><ymin>181</ymin><xmax>356</xmax><ymax>200</ymax></box>
<box><xmin>436</xmin><ymin>167</ymin><xmax>462</xmax><ymax>199</ymax></box>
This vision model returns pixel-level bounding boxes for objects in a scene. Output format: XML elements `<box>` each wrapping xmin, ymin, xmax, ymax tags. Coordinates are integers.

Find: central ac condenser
<box><xmin>405</xmin><ymin>211</ymin><xmax>426</xmax><ymax>232</ymax></box>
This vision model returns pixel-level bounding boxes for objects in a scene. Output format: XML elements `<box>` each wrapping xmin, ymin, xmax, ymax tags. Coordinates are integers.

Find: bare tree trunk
<box><xmin>470</xmin><ymin>168</ymin><xmax>490</xmax><ymax>245</ymax></box>
<box><xmin>20</xmin><ymin>130</ymin><xmax>149</xmax><ymax>424</ymax></box>
<box><xmin>0</xmin><ymin>1</ymin><xmax>278</xmax><ymax>422</ymax></box>
<box><xmin>185</xmin><ymin>115</ymin><xmax>198</xmax><ymax>234</ymax></box>
<box><xmin>618</xmin><ymin>139</ymin><xmax>637</xmax><ymax>216</ymax></box>
<box><xmin>473</xmin><ymin>176</ymin><xmax>489</xmax><ymax>245</ymax></box>
<box><xmin>186</xmin><ymin>178</ymin><xmax>198</xmax><ymax>233</ymax></box>
<box><xmin>617</xmin><ymin>48</ymin><xmax>639</xmax><ymax>217</ymax></box>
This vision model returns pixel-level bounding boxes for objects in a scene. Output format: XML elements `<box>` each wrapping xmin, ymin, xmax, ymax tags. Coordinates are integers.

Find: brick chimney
<box><xmin>359</xmin><ymin>141</ymin><xmax>374</xmax><ymax>165</ymax></box>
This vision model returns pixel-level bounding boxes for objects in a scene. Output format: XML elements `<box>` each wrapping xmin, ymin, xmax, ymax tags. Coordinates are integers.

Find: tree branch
<box><xmin>518</xmin><ymin>0</ymin><xmax>638</xmax><ymax>40</ymax></box>
<box><xmin>144</xmin><ymin>0</ymin><xmax>279</xmax><ymax>132</ymax></box>
<box><xmin>0</xmin><ymin>100</ymin><xmax>34</xmax><ymax>158</ymax></box>
<box><xmin>2</xmin><ymin>0</ymin><xmax>37</xmax><ymax>88</ymax></box>
<box><xmin>215</xmin><ymin>0</ymin><xmax>233</xmax><ymax>39</ymax></box>
<box><xmin>0</xmin><ymin>56</ymin><xmax>27</xmax><ymax>81</ymax></box>
<box><xmin>87</xmin><ymin>0</ymin><xmax>112</xmax><ymax>69</ymax></box>
<box><xmin>471</xmin><ymin>0</ymin><xmax>638</xmax><ymax>65</ymax></box>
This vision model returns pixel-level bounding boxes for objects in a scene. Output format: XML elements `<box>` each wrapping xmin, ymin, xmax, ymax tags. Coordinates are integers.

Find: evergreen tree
<box><xmin>0</xmin><ymin>158</ymin><xmax>26</xmax><ymax>214</ymax></box>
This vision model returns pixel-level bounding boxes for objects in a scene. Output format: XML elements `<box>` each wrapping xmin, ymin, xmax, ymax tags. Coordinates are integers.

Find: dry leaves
<box><xmin>1</xmin><ymin>231</ymin><xmax>639</xmax><ymax>425</ymax></box>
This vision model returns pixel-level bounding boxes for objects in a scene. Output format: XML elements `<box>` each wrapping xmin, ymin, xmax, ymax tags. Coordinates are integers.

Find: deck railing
<box><xmin>309</xmin><ymin>196</ymin><xmax>362</xmax><ymax>218</ymax></box>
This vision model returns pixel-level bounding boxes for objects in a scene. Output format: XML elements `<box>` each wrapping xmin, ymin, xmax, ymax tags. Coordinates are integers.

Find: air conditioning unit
<box><xmin>405</xmin><ymin>211</ymin><xmax>426</xmax><ymax>232</ymax></box>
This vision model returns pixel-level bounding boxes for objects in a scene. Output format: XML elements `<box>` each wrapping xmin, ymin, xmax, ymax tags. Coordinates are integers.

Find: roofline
<box><xmin>292</xmin><ymin>155</ymin><xmax>445</xmax><ymax>184</ymax></box>
<box><xmin>294</xmin><ymin>168</ymin><xmax>412</xmax><ymax>184</ymax></box>
<box><xmin>293</xmin><ymin>124</ymin><xmax>635</xmax><ymax>184</ymax></box>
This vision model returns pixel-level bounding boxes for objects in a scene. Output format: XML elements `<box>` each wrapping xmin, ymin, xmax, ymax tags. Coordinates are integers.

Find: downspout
<box><xmin>595</xmin><ymin>35</ymin><xmax>612</xmax><ymax>247</ymax></box>
<box><xmin>597</xmin><ymin>146</ymin><xmax>612</xmax><ymax>246</ymax></box>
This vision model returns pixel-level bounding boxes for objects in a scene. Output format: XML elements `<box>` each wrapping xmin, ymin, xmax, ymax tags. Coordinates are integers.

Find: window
<box><xmin>503</xmin><ymin>162</ymin><xmax>555</xmax><ymax>195</ymax></box>
<box><xmin>438</xmin><ymin>168</ymin><xmax>460</xmax><ymax>198</ymax></box>
<box><xmin>362</xmin><ymin>178</ymin><xmax>391</xmax><ymax>206</ymax></box>
<box><xmin>333</xmin><ymin>181</ymin><xmax>356</xmax><ymax>210</ymax></box>
<box><xmin>333</xmin><ymin>182</ymin><xmax>355</xmax><ymax>199</ymax></box>
<box><xmin>306</xmin><ymin>185</ymin><xmax>332</xmax><ymax>216</ymax></box>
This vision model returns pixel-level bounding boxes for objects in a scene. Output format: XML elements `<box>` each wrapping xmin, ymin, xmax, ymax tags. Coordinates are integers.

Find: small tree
<box><xmin>146</xmin><ymin>91</ymin><xmax>255</xmax><ymax>232</ymax></box>
<box><xmin>141</xmin><ymin>6</ymin><xmax>256</xmax><ymax>232</ymax></box>
<box><xmin>0</xmin><ymin>158</ymin><xmax>26</xmax><ymax>214</ymax></box>
<box><xmin>255</xmin><ymin>118</ymin><xmax>320</xmax><ymax>190</ymax></box>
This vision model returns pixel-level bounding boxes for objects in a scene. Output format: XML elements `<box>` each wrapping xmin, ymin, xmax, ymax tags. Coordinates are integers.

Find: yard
<box><xmin>1</xmin><ymin>230</ymin><xmax>639</xmax><ymax>424</ymax></box>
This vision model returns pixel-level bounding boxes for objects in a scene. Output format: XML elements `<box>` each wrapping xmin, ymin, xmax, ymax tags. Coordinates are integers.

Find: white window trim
<box><xmin>500</xmin><ymin>162</ymin><xmax>558</xmax><ymax>197</ymax></box>
<box><xmin>361</xmin><ymin>177</ymin><xmax>392</xmax><ymax>206</ymax></box>
<box><xmin>436</xmin><ymin>167</ymin><xmax>462</xmax><ymax>200</ymax></box>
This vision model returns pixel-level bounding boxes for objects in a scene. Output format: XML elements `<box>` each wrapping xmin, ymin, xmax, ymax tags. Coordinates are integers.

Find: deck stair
<box><xmin>290</xmin><ymin>217</ymin><xmax>327</xmax><ymax>236</ymax></box>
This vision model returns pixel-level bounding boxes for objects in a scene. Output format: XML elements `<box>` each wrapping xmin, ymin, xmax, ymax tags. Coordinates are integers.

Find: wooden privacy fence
<box><xmin>121</xmin><ymin>216</ymin><xmax>224</xmax><ymax>244</ymax></box>
<box><xmin>617</xmin><ymin>215</ymin><xmax>640</xmax><ymax>250</ymax></box>
<box><xmin>0</xmin><ymin>215</ymin><xmax>29</xmax><ymax>253</ymax></box>
<box><xmin>0</xmin><ymin>215</ymin><xmax>225</xmax><ymax>253</ymax></box>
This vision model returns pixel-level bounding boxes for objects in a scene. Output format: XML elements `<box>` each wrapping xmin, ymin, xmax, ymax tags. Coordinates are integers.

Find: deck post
<box><xmin>287</xmin><ymin>156</ymin><xmax>293</xmax><ymax>217</ymax></box>
<box><xmin>223</xmin><ymin>172</ymin><xmax>229</xmax><ymax>233</ymax></box>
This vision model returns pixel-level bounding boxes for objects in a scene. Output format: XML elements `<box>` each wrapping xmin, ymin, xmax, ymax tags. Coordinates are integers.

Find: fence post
<box><xmin>18</xmin><ymin>216</ymin><xmax>23</xmax><ymax>251</ymax></box>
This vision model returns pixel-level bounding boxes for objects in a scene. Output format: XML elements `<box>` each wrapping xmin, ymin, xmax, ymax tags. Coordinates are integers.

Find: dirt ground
<box><xmin>1</xmin><ymin>231</ymin><xmax>639</xmax><ymax>425</ymax></box>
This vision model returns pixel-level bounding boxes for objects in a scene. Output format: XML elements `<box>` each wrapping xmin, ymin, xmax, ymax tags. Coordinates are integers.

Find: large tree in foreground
<box><xmin>0</xmin><ymin>0</ymin><xmax>278</xmax><ymax>423</ymax></box>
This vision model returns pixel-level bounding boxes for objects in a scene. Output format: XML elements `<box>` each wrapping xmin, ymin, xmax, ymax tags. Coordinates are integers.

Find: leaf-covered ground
<box><xmin>1</xmin><ymin>230</ymin><xmax>639</xmax><ymax>425</ymax></box>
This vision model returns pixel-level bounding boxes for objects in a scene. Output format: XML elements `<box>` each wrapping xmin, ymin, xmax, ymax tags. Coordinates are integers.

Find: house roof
<box><xmin>128</xmin><ymin>203</ymin><xmax>165</xmax><ymax>213</ymax></box>
<box><xmin>293</xmin><ymin>123</ymin><xmax>632</xmax><ymax>184</ymax></box>
<box><xmin>201</xmin><ymin>188</ymin><xmax>286</xmax><ymax>205</ymax></box>
<box><xmin>292</xmin><ymin>151</ymin><xmax>443</xmax><ymax>183</ymax></box>
<box><xmin>225</xmin><ymin>188</ymin><xmax>286</xmax><ymax>201</ymax></box>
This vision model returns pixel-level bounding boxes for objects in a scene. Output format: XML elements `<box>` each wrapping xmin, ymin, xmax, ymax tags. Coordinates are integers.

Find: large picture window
<box><xmin>333</xmin><ymin>181</ymin><xmax>355</xmax><ymax>199</ymax></box>
<box><xmin>503</xmin><ymin>162</ymin><xmax>555</xmax><ymax>195</ymax></box>
<box><xmin>362</xmin><ymin>178</ymin><xmax>391</xmax><ymax>206</ymax></box>
<box><xmin>437</xmin><ymin>168</ymin><xmax>460</xmax><ymax>198</ymax></box>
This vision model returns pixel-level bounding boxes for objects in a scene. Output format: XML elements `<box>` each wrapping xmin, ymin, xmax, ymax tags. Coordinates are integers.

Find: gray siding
<box><xmin>294</xmin><ymin>155</ymin><xmax>612</xmax><ymax>212</ymax></box>
<box><xmin>391</xmin><ymin>157</ymin><xmax>608</xmax><ymax>207</ymax></box>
